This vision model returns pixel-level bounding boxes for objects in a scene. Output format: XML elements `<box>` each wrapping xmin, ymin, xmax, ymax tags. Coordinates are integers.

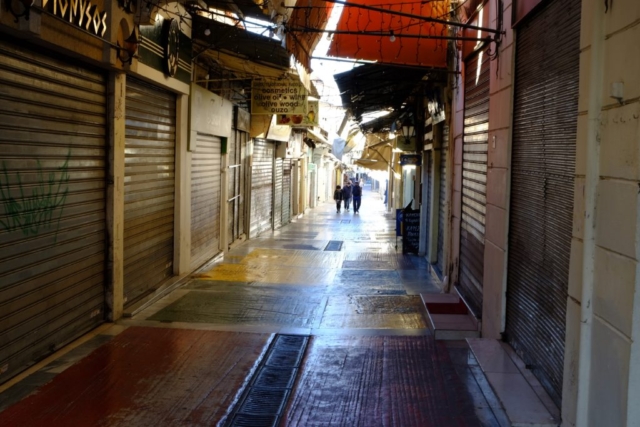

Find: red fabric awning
<box><xmin>287</xmin><ymin>0</ymin><xmax>334</xmax><ymax>71</ymax></box>
<box><xmin>327</xmin><ymin>0</ymin><xmax>449</xmax><ymax>68</ymax></box>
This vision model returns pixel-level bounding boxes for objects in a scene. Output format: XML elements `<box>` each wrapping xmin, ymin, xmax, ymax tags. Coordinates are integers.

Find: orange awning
<box><xmin>286</xmin><ymin>0</ymin><xmax>334</xmax><ymax>71</ymax></box>
<box><xmin>327</xmin><ymin>0</ymin><xmax>449</xmax><ymax>68</ymax></box>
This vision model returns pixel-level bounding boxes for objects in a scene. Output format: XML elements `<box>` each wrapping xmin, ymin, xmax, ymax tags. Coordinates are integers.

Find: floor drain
<box><xmin>224</xmin><ymin>334</ymin><xmax>310</xmax><ymax>427</ymax></box>
<box><xmin>324</xmin><ymin>240</ymin><xmax>343</xmax><ymax>251</ymax></box>
<box><xmin>341</xmin><ymin>220</ymin><xmax>351</xmax><ymax>224</ymax></box>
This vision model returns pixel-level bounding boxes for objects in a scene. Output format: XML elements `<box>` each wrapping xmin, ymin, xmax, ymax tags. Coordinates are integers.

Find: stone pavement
<box><xmin>0</xmin><ymin>185</ymin><xmax>509</xmax><ymax>426</ymax></box>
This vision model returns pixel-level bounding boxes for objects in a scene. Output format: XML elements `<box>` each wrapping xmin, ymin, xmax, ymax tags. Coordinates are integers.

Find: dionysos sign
<box><xmin>42</xmin><ymin>0</ymin><xmax>108</xmax><ymax>37</ymax></box>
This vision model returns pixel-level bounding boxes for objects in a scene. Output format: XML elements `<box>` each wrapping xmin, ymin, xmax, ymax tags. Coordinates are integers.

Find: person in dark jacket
<box><xmin>333</xmin><ymin>185</ymin><xmax>343</xmax><ymax>213</ymax></box>
<box><xmin>352</xmin><ymin>181</ymin><xmax>362</xmax><ymax>213</ymax></box>
<box><xmin>342</xmin><ymin>181</ymin><xmax>353</xmax><ymax>211</ymax></box>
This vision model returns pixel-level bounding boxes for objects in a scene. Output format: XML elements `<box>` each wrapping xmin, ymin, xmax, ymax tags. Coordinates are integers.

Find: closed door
<box><xmin>124</xmin><ymin>77</ymin><xmax>176</xmax><ymax>306</ymax></box>
<box><xmin>0</xmin><ymin>40</ymin><xmax>107</xmax><ymax>383</ymax></box>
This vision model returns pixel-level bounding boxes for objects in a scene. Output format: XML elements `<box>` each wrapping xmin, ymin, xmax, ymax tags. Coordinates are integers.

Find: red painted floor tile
<box><xmin>0</xmin><ymin>327</ymin><xmax>271</xmax><ymax>427</ymax></box>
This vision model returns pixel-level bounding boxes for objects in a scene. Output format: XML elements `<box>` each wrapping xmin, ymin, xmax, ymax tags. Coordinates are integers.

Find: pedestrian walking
<box><xmin>342</xmin><ymin>181</ymin><xmax>353</xmax><ymax>211</ymax></box>
<box><xmin>352</xmin><ymin>181</ymin><xmax>362</xmax><ymax>213</ymax></box>
<box><xmin>333</xmin><ymin>185</ymin><xmax>343</xmax><ymax>213</ymax></box>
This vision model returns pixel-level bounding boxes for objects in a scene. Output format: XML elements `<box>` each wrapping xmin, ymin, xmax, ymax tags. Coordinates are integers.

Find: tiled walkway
<box><xmin>0</xmin><ymin>186</ymin><xmax>508</xmax><ymax>426</ymax></box>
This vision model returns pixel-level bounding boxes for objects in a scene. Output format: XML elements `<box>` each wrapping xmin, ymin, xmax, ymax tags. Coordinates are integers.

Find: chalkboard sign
<box><xmin>402</xmin><ymin>207</ymin><xmax>420</xmax><ymax>254</ymax></box>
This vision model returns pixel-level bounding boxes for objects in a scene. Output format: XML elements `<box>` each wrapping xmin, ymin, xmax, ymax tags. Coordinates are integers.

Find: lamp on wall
<box><xmin>401</xmin><ymin>116</ymin><xmax>415</xmax><ymax>143</ymax></box>
<box><xmin>4</xmin><ymin>0</ymin><xmax>34</xmax><ymax>22</ymax></box>
<box><xmin>117</xmin><ymin>28</ymin><xmax>140</xmax><ymax>66</ymax></box>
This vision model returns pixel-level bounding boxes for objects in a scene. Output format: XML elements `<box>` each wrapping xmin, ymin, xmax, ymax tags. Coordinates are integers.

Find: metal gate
<box><xmin>274</xmin><ymin>158</ymin><xmax>283</xmax><ymax>229</ymax></box>
<box><xmin>436</xmin><ymin>122</ymin><xmax>449</xmax><ymax>278</ymax></box>
<box><xmin>228</xmin><ymin>129</ymin><xmax>247</xmax><ymax>246</ymax></box>
<box><xmin>0</xmin><ymin>40</ymin><xmax>106</xmax><ymax>383</ymax></box>
<box><xmin>505</xmin><ymin>0</ymin><xmax>581</xmax><ymax>407</ymax></box>
<box><xmin>190</xmin><ymin>133</ymin><xmax>221</xmax><ymax>270</ymax></box>
<box><xmin>282</xmin><ymin>159</ymin><xmax>292</xmax><ymax>225</ymax></box>
<box><xmin>458</xmin><ymin>49</ymin><xmax>490</xmax><ymax>317</ymax></box>
<box><xmin>124</xmin><ymin>77</ymin><xmax>176</xmax><ymax>306</ymax></box>
<box><xmin>424</xmin><ymin>151</ymin><xmax>432</xmax><ymax>258</ymax></box>
<box><xmin>250</xmin><ymin>139</ymin><xmax>274</xmax><ymax>237</ymax></box>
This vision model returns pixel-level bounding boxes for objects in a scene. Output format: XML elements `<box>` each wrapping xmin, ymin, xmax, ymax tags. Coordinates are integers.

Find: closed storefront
<box><xmin>124</xmin><ymin>77</ymin><xmax>176</xmax><ymax>306</ymax></box>
<box><xmin>458</xmin><ymin>49</ymin><xmax>490</xmax><ymax>316</ymax></box>
<box><xmin>505</xmin><ymin>0</ymin><xmax>580</xmax><ymax>407</ymax></box>
<box><xmin>190</xmin><ymin>134</ymin><xmax>222</xmax><ymax>270</ymax></box>
<box><xmin>250</xmin><ymin>139</ymin><xmax>274</xmax><ymax>237</ymax></box>
<box><xmin>228</xmin><ymin>110</ymin><xmax>248</xmax><ymax>246</ymax></box>
<box><xmin>436</xmin><ymin>121</ymin><xmax>449</xmax><ymax>278</ymax></box>
<box><xmin>274</xmin><ymin>157</ymin><xmax>283</xmax><ymax>230</ymax></box>
<box><xmin>0</xmin><ymin>40</ymin><xmax>107</xmax><ymax>382</ymax></box>
<box><xmin>281</xmin><ymin>159</ymin><xmax>292</xmax><ymax>225</ymax></box>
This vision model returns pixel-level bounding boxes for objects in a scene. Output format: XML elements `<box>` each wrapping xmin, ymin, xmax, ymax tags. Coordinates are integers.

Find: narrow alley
<box><xmin>0</xmin><ymin>187</ymin><xmax>507</xmax><ymax>427</ymax></box>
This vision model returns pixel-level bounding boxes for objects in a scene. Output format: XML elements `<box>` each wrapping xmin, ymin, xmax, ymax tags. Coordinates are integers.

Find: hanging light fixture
<box><xmin>4</xmin><ymin>0</ymin><xmax>34</xmax><ymax>22</ymax></box>
<box><xmin>118</xmin><ymin>27</ymin><xmax>140</xmax><ymax>66</ymax></box>
<box><xmin>401</xmin><ymin>116</ymin><xmax>415</xmax><ymax>143</ymax></box>
<box><xmin>389</xmin><ymin>30</ymin><xmax>396</xmax><ymax>43</ymax></box>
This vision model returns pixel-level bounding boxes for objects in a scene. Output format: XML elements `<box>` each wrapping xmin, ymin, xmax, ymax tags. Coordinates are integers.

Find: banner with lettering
<box><xmin>252</xmin><ymin>80</ymin><xmax>308</xmax><ymax>115</ymax></box>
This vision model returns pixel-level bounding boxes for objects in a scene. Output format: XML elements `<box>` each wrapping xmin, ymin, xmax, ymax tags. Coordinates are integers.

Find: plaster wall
<box><xmin>564</xmin><ymin>1</ymin><xmax>640</xmax><ymax>425</ymax></box>
<box><xmin>480</xmin><ymin>0</ymin><xmax>515</xmax><ymax>339</ymax></box>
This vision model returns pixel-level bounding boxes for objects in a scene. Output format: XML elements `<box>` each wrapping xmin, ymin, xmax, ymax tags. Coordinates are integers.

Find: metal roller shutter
<box><xmin>436</xmin><ymin>122</ymin><xmax>449</xmax><ymax>278</ymax></box>
<box><xmin>0</xmin><ymin>40</ymin><xmax>106</xmax><ymax>383</ymax></box>
<box><xmin>458</xmin><ymin>49</ymin><xmax>490</xmax><ymax>316</ymax></box>
<box><xmin>505</xmin><ymin>0</ymin><xmax>580</xmax><ymax>407</ymax></box>
<box><xmin>250</xmin><ymin>139</ymin><xmax>274</xmax><ymax>237</ymax></box>
<box><xmin>282</xmin><ymin>159</ymin><xmax>292</xmax><ymax>225</ymax></box>
<box><xmin>191</xmin><ymin>133</ymin><xmax>221</xmax><ymax>269</ymax></box>
<box><xmin>124</xmin><ymin>77</ymin><xmax>176</xmax><ymax>306</ymax></box>
<box><xmin>274</xmin><ymin>158</ymin><xmax>283</xmax><ymax>229</ymax></box>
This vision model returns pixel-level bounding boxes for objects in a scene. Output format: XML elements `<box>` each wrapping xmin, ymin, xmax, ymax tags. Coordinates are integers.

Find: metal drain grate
<box><xmin>340</xmin><ymin>220</ymin><xmax>351</xmax><ymax>224</ymax></box>
<box><xmin>324</xmin><ymin>240</ymin><xmax>343</xmax><ymax>251</ymax></box>
<box><xmin>224</xmin><ymin>334</ymin><xmax>310</xmax><ymax>427</ymax></box>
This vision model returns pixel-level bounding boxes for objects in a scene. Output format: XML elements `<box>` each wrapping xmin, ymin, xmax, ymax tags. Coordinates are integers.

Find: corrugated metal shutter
<box><xmin>190</xmin><ymin>133</ymin><xmax>221</xmax><ymax>270</ymax></box>
<box><xmin>458</xmin><ymin>49</ymin><xmax>490</xmax><ymax>317</ymax></box>
<box><xmin>282</xmin><ymin>159</ymin><xmax>292</xmax><ymax>225</ymax></box>
<box><xmin>124</xmin><ymin>77</ymin><xmax>175</xmax><ymax>306</ymax></box>
<box><xmin>436</xmin><ymin>122</ymin><xmax>449</xmax><ymax>278</ymax></box>
<box><xmin>505</xmin><ymin>0</ymin><xmax>580</xmax><ymax>407</ymax></box>
<box><xmin>274</xmin><ymin>158</ymin><xmax>283</xmax><ymax>229</ymax></box>
<box><xmin>250</xmin><ymin>139</ymin><xmax>273</xmax><ymax>237</ymax></box>
<box><xmin>0</xmin><ymin>40</ymin><xmax>106</xmax><ymax>382</ymax></box>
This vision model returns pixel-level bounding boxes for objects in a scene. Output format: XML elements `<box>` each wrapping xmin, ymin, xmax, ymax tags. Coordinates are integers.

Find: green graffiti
<box><xmin>0</xmin><ymin>151</ymin><xmax>70</xmax><ymax>239</ymax></box>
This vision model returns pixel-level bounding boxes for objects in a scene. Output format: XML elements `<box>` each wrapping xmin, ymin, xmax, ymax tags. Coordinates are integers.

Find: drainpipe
<box><xmin>576</xmin><ymin>1</ymin><xmax>605</xmax><ymax>424</ymax></box>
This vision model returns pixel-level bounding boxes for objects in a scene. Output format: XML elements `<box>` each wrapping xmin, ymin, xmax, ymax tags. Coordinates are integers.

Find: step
<box><xmin>466</xmin><ymin>338</ymin><xmax>561</xmax><ymax>427</ymax></box>
<box><xmin>420</xmin><ymin>290</ymin><xmax>480</xmax><ymax>340</ymax></box>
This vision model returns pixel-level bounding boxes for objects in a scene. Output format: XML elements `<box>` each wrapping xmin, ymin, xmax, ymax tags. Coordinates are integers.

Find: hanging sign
<box><xmin>400</xmin><ymin>154</ymin><xmax>421</xmax><ymax>166</ymax></box>
<box><xmin>276</xmin><ymin>99</ymin><xmax>319</xmax><ymax>127</ymax></box>
<box><xmin>42</xmin><ymin>0</ymin><xmax>108</xmax><ymax>37</ymax></box>
<box><xmin>252</xmin><ymin>80</ymin><xmax>308</xmax><ymax>115</ymax></box>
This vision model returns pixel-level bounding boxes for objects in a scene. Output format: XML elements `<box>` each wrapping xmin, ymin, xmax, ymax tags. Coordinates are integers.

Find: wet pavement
<box><xmin>0</xmin><ymin>186</ymin><xmax>509</xmax><ymax>426</ymax></box>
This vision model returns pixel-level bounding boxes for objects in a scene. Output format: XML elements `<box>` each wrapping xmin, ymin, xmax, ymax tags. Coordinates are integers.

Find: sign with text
<box><xmin>276</xmin><ymin>99</ymin><xmax>319</xmax><ymax>127</ymax></box>
<box><xmin>43</xmin><ymin>0</ymin><xmax>108</xmax><ymax>37</ymax></box>
<box><xmin>400</xmin><ymin>154</ymin><xmax>422</xmax><ymax>166</ymax></box>
<box><xmin>252</xmin><ymin>80</ymin><xmax>308</xmax><ymax>115</ymax></box>
<box><xmin>402</xmin><ymin>207</ymin><xmax>420</xmax><ymax>254</ymax></box>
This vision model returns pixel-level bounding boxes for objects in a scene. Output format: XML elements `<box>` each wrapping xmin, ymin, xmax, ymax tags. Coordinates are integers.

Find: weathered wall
<box><xmin>564</xmin><ymin>1</ymin><xmax>640</xmax><ymax>426</ymax></box>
